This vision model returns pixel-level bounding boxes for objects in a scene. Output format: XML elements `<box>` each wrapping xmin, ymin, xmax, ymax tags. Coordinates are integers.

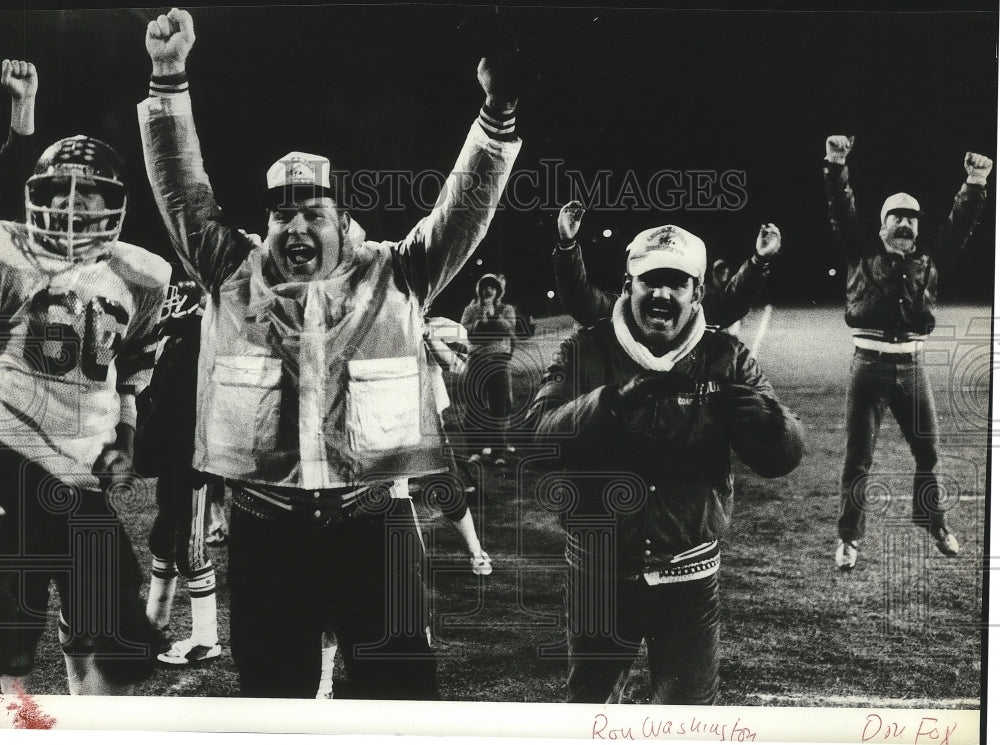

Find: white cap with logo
<box><xmin>626</xmin><ymin>225</ymin><xmax>707</xmax><ymax>282</ymax></box>
<box><xmin>259</xmin><ymin>151</ymin><xmax>336</xmax><ymax>207</ymax></box>
<box><xmin>880</xmin><ymin>192</ymin><xmax>922</xmax><ymax>225</ymax></box>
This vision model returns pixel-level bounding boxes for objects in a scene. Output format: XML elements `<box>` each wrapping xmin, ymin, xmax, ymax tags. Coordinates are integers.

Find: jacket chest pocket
<box><xmin>209</xmin><ymin>355</ymin><xmax>283</xmax><ymax>459</ymax></box>
<box><xmin>345</xmin><ymin>356</ymin><xmax>422</xmax><ymax>453</ymax></box>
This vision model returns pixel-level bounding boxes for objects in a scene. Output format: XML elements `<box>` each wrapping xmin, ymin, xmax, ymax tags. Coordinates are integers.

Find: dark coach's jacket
<box><xmin>823</xmin><ymin>162</ymin><xmax>987</xmax><ymax>341</ymax></box>
<box><xmin>529</xmin><ymin>320</ymin><xmax>803</xmax><ymax>578</ymax></box>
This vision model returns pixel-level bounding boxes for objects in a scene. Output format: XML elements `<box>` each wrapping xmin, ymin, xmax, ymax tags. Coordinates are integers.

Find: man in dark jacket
<box><xmin>552</xmin><ymin>200</ymin><xmax>781</xmax><ymax>331</ymax></box>
<box><xmin>823</xmin><ymin>135</ymin><xmax>992</xmax><ymax>570</ymax></box>
<box><xmin>529</xmin><ymin>223</ymin><xmax>803</xmax><ymax>705</ymax></box>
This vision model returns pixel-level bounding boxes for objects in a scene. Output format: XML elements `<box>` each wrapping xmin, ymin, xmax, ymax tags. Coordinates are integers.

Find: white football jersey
<box><xmin>0</xmin><ymin>222</ymin><xmax>170</xmax><ymax>487</ymax></box>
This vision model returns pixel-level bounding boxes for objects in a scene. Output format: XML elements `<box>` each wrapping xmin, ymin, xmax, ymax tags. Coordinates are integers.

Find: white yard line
<box><xmin>749</xmin><ymin>304</ymin><xmax>772</xmax><ymax>358</ymax></box>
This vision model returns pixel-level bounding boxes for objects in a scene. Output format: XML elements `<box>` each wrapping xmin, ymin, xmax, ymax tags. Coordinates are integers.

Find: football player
<box><xmin>0</xmin><ymin>134</ymin><xmax>170</xmax><ymax>695</ymax></box>
<box><xmin>136</xmin><ymin>274</ymin><xmax>224</xmax><ymax>666</ymax></box>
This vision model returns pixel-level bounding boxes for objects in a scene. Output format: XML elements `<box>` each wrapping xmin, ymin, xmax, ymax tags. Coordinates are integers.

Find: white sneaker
<box><xmin>157</xmin><ymin>638</ymin><xmax>222</xmax><ymax>666</ymax></box>
<box><xmin>835</xmin><ymin>539</ymin><xmax>858</xmax><ymax>571</ymax></box>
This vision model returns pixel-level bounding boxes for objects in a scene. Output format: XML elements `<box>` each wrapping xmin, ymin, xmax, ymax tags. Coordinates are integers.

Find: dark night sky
<box><xmin>0</xmin><ymin>5</ymin><xmax>995</xmax><ymax>319</ymax></box>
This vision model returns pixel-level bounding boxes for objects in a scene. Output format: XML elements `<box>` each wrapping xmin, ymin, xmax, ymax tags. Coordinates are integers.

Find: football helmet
<box><xmin>25</xmin><ymin>135</ymin><xmax>127</xmax><ymax>264</ymax></box>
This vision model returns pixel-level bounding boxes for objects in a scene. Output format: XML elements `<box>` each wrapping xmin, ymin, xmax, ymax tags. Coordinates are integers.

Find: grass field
<box><xmin>21</xmin><ymin>305</ymin><xmax>989</xmax><ymax>708</ymax></box>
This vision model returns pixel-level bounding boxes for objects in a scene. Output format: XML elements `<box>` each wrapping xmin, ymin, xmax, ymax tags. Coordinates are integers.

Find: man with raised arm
<box><xmin>0</xmin><ymin>59</ymin><xmax>168</xmax><ymax>695</ymax></box>
<box><xmin>823</xmin><ymin>135</ymin><xmax>992</xmax><ymax>570</ymax></box>
<box><xmin>553</xmin><ymin>200</ymin><xmax>781</xmax><ymax>331</ymax></box>
<box><xmin>139</xmin><ymin>8</ymin><xmax>520</xmax><ymax>699</ymax></box>
<box><xmin>530</xmin><ymin>223</ymin><xmax>803</xmax><ymax>704</ymax></box>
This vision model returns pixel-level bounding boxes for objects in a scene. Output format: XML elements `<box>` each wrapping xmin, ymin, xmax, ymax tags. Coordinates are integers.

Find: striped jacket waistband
<box><xmin>629</xmin><ymin>540</ymin><xmax>720</xmax><ymax>585</ymax></box>
<box><xmin>230</xmin><ymin>480</ymin><xmax>399</xmax><ymax>522</ymax></box>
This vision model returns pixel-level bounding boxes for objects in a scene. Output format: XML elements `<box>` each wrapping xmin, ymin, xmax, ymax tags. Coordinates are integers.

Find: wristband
<box><xmin>966</xmin><ymin>175</ymin><xmax>988</xmax><ymax>187</ymax></box>
<box><xmin>478</xmin><ymin>103</ymin><xmax>516</xmax><ymax>142</ymax></box>
<box><xmin>557</xmin><ymin>238</ymin><xmax>578</xmax><ymax>251</ymax></box>
<box><xmin>150</xmin><ymin>72</ymin><xmax>189</xmax><ymax>97</ymax></box>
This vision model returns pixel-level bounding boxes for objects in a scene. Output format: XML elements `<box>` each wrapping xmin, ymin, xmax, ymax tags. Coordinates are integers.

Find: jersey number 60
<box><xmin>24</xmin><ymin>289</ymin><xmax>130</xmax><ymax>382</ymax></box>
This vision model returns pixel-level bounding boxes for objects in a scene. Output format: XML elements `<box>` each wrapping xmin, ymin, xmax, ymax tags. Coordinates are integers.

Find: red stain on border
<box><xmin>4</xmin><ymin>680</ymin><xmax>56</xmax><ymax>729</ymax></box>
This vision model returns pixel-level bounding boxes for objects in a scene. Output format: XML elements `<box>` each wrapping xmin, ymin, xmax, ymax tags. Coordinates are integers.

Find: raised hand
<box><xmin>755</xmin><ymin>223</ymin><xmax>782</xmax><ymax>260</ymax></box>
<box><xmin>825</xmin><ymin>135</ymin><xmax>854</xmax><ymax>165</ymax></box>
<box><xmin>964</xmin><ymin>152</ymin><xmax>993</xmax><ymax>186</ymax></box>
<box><xmin>146</xmin><ymin>7</ymin><xmax>196</xmax><ymax>76</ymax></box>
<box><xmin>477</xmin><ymin>56</ymin><xmax>519</xmax><ymax>111</ymax></box>
<box><xmin>557</xmin><ymin>200</ymin><xmax>586</xmax><ymax>245</ymax></box>
<box><xmin>1</xmin><ymin>60</ymin><xmax>37</xmax><ymax>102</ymax></box>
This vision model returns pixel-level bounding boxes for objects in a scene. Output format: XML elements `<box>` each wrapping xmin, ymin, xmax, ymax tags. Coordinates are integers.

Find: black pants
<box><xmin>0</xmin><ymin>449</ymin><xmax>154</xmax><ymax>682</ymax></box>
<box><xmin>148</xmin><ymin>469</ymin><xmax>221</xmax><ymax>577</ymax></box>
<box><xmin>567</xmin><ymin>569</ymin><xmax>721</xmax><ymax>705</ymax></box>
<box><xmin>228</xmin><ymin>494</ymin><xmax>439</xmax><ymax>699</ymax></box>
<box><xmin>460</xmin><ymin>349</ymin><xmax>512</xmax><ymax>450</ymax></box>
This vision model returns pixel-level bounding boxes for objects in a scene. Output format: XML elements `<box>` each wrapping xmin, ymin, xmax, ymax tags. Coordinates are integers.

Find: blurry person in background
<box><xmin>461</xmin><ymin>273</ymin><xmax>518</xmax><ymax>466</ymax></box>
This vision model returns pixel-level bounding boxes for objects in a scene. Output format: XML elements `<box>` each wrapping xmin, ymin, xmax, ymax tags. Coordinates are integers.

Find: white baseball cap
<box><xmin>258</xmin><ymin>151</ymin><xmax>337</xmax><ymax>208</ymax></box>
<box><xmin>626</xmin><ymin>225</ymin><xmax>707</xmax><ymax>282</ymax></box>
<box><xmin>880</xmin><ymin>192</ymin><xmax>922</xmax><ymax>225</ymax></box>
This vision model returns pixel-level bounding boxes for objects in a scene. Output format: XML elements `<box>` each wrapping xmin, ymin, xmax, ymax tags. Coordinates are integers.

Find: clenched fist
<box><xmin>557</xmin><ymin>200</ymin><xmax>585</xmax><ymax>245</ymax></box>
<box><xmin>964</xmin><ymin>152</ymin><xmax>993</xmax><ymax>186</ymax></box>
<box><xmin>755</xmin><ymin>223</ymin><xmax>781</xmax><ymax>261</ymax></box>
<box><xmin>146</xmin><ymin>7</ymin><xmax>196</xmax><ymax>76</ymax></box>
<box><xmin>477</xmin><ymin>56</ymin><xmax>519</xmax><ymax>111</ymax></box>
<box><xmin>1</xmin><ymin>60</ymin><xmax>37</xmax><ymax>102</ymax></box>
<box><xmin>604</xmin><ymin>373</ymin><xmax>685</xmax><ymax>418</ymax></box>
<box><xmin>825</xmin><ymin>135</ymin><xmax>854</xmax><ymax>165</ymax></box>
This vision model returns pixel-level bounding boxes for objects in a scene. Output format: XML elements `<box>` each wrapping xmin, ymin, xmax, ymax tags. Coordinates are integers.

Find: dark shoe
<box><xmin>150</xmin><ymin>626</ymin><xmax>173</xmax><ymax>656</ymax></box>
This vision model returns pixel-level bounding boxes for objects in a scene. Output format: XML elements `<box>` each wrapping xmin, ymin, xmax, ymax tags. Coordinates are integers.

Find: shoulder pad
<box><xmin>108</xmin><ymin>242</ymin><xmax>172</xmax><ymax>289</ymax></box>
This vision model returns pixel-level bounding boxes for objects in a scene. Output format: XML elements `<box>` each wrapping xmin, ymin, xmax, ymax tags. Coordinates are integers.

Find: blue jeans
<box><xmin>838</xmin><ymin>348</ymin><xmax>946</xmax><ymax>542</ymax></box>
<box><xmin>566</xmin><ymin>568</ymin><xmax>721</xmax><ymax>705</ymax></box>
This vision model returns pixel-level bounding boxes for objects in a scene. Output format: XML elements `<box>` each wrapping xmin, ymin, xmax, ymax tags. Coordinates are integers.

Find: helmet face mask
<box><xmin>25</xmin><ymin>136</ymin><xmax>128</xmax><ymax>265</ymax></box>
